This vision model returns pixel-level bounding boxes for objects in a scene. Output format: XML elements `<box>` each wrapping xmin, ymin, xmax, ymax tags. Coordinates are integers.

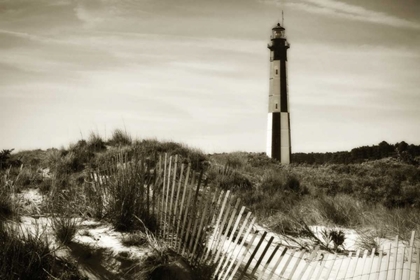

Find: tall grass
<box><xmin>0</xmin><ymin>221</ymin><xmax>83</xmax><ymax>279</ymax></box>
<box><xmin>52</xmin><ymin>216</ymin><xmax>79</xmax><ymax>245</ymax></box>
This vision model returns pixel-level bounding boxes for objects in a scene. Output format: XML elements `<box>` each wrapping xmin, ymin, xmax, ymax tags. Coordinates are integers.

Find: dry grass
<box><xmin>51</xmin><ymin>216</ymin><xmax>79</xmax><ymax>245</ymax></box>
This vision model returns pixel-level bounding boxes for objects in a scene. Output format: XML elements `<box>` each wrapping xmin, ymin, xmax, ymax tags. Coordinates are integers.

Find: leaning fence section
<box><xmin>89</xmin><ymin>152</ymin><xmax>420</xmax><ymax>280</ymax></box>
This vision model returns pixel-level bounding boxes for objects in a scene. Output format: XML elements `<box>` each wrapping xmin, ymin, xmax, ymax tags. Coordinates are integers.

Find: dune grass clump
<box><xmin>356</xmin><ymin>229</ymin><xmax>381</xmax><ymax>253</ymax></box>
<box><xmin>108</xmin><ymin>129</ymin><xmax>132</xmax><ymax>147</ymax></box>
<box><xmin>0</xmin><ymin>221</ymin><xmax>83</xmax><ymax>280</ymax></box>
<box><xmin>52</xmin><ymin>216</ymin><xmax>79</xmax><ymax>245</ymax></box>
<box><xmin>122</xmin><ymin>231</ymin><xmax>148</xmax><ymax>247</ymax></box>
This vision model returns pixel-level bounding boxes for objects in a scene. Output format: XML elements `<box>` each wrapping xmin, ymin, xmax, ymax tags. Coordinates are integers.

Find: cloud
<box><xmin>260</xmin><ymin>0</ymin><xmax>420</xmax><ymax>30</ymax></box>
<box><xmin>298</xmin><ymin>0</ymin><xmax>420</xmax><ymax>29</ymax></box>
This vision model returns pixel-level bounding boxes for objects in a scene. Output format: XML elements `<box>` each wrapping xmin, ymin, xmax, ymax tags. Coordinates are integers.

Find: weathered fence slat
<box><xmin>297</xmin><ymin>246</ymin><xmax>319</xmax><ymax>280</ymax></box>
<box><xmin>175</xmin><ymin>163</ymin><xmax>190</xmax><ymax>252</ymax></box>
<box><xmin>289</xmin><ymin>250</ymin><xmax>306</xmax><ymax>279</ymax></box>
<box><xmin>416</xmin><ymin>246</ymin><xmax>420</xmax><ymax>280</ymax></box>
<box><xmin>220</xmin><ymin>216</ymin><xmax>256</xmax><ymax>280</ymax></box>
<box><xmin>366</xmin><ymin>248</ymin><xmax>376</xmax><ymax>280</ymax></box>
<box><xmin>374</xmin><ymin>250</ymin><xmax>384</xmax><ymax>280</ymax></box>
<box><xmin>349</xmin><ymin>249</ymin><xmax>361</xmax><ymax>279</ymax></box>
<box><xmin>168</xmin><ymin>155</ymin><xmax>178</xmax><ymax>244</ymax></box>
<box><xmin>210</xmin><ymin>194</ymin><xmax>233</xmax><ymax>264</ymax></box>
<box><xmin>160</xmin><ymin>154</ymin><xmax>167</xmax><ymax>237</ymax></box>
<box><xmin>180</xmin><ymin>173</ymin><xmax>196</xmax><ymax>255</ymax></box>
<box><xmin>325</xmin><ymin>253</ymin><xmax>338</xmax><ymax>280</ymax></box>
<box><xmin>251</xmin><ymin>235</ymin><xmax>274</xmax><ymax>276</ymax></box>
<box><xmin>239</xmin><ymin>231</ymin><xmax>268</xmax><ymax>279</ymax></box>
<box><xmin>393</xmin><ymin>236</ymin><xmax>399</xmax><ymax>280</ymax></box>
<box><xmin>267</xmin><ymin>247</ymin><xmax>288</xmax><ymax>280</ymax></box>
<box><xmin>213</xmin><ymin>198</ymin><xmax>241</xmax><ymax>264</ymax></box>
<box><xmin>163</xmin><ymin>156</ymin><xmax>172</xmax><ymax>241</ymax></box>
<box><xmin>204</xmin><ymin>190</ymin><xmax>230</xmax><ymax>262</ymax></box>
<box><xmin>214</xmin><ymin>205</ymin><xmax>246</xmax><ymax>275</ymax></box>
<box><xmin>360</xmin><ymin>250</ymin><xmax>369</xmax><ymax>279</ymax></box>
<box><xmin>314</xmin><ymin>255</ymin><xmax>326</xmax><ymax>280</ymax></box>
<box><xmin>216</xmin><ymin>212</ymin><xmax>253</xmax><ymax>278</ymax></box>
<box><xmin>172</xmin><ymin>163</ymin><xmax>184</xmax><ymax>247</ymax></box>
<box><xmin>182</xmin><ymin>174</ymin><xmax>197</xmax><ymax>256</ymax></box>
<box><xmin>261</xmin><ymin>243</ymin><xmax>280</xmax><ymax>278</ymax></box>
<box><xmin>228</xmin><ymin>230</ymin><xmax>260</xmax><ymax>280</ymax></box>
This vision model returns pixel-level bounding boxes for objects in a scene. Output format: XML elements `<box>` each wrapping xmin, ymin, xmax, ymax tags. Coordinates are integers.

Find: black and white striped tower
<box><xmin>266</xmin><ymin>22</ymin><xmax>291</xmax><ymax>163</ymax></box>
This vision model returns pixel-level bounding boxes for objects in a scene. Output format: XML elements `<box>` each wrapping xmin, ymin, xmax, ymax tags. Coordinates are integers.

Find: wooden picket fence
<box><xmin>89</xmin><ymin>152</ymin><xmax>420</xmax><ymax>280</ymax></box>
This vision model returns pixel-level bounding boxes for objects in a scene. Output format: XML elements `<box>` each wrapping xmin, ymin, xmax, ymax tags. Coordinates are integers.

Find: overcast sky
<box><xmin>1</xmin><ymin>0</ymin><xmax>419</xmax><ymax>153</ymax></box>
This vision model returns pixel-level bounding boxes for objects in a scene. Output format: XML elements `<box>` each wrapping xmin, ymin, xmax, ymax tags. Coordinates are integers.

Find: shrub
<box><xmin>312</xmin><ymin>195</ymin><xmax>364</xmax><ymax>227</ymax></box>
<box><xmin>108</xmin><ymin>129</ymin><xmax>132</xmax><ymax>147</ymax></box>
<box><xmin>321</xmin><ymin>228</ymin><xmax>345</xmax><ymax>251</ymax></box>
<box><xmin>87</xmin><ymin>132</ymin><xmax>106</xmax><ymax>153</ymax></box>
<box><xmin>51</xmin><ymin>216</ymin><xmax>79</xmax><ymax>245</ymax></box>
<box><xmin>208</xmin><ymin>166</ymin><xmax>253</xmax><ymax>192</ymax></box>
<box><xmin>0</xmin><ymin>149</ymin><xmax>14</xmax><ymax>170</ymax></box>
<box><xmin>0</xmin><ymin>193</ymin><xmax>13</xmax><ymax>219</ymax></box>
<box><xmin>356</xmin><ymin>229</ymin><xmax>381</xmax><ymax>253</ymax></box>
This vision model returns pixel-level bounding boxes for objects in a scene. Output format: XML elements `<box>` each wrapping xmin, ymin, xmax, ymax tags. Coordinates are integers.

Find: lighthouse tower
<box><xmin>266</xmin><ymin>23</ymin><xmax>291</xmax><ymax>163</ymax></box>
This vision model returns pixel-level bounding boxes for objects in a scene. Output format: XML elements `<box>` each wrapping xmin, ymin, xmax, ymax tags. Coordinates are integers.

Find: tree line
<box><xmin>292</xmin><ymin>141</ymin><xmax>420</xmax><ymax>165</ymax></box>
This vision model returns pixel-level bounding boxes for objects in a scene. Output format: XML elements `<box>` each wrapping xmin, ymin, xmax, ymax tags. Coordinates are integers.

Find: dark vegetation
<box><xmin>0</xmin><ymin>222</ymin><xmax>84</xmax><ymax>279</ymax></box>
<box><xmin>292</xmin><ymin>141</ymin><xmax>420</xmax><ymax>165</ymax></box>
<box><xmin>1</xmin><ymin>133</ymin><xmax>420</xmax><ymax>275</ymax></box>
<box><xmin>0</xmin><ymin>130</ymin><xmax>208</xmax><ymax>279</ymax></box>
<box><xmin>209</xmin><ymin>144</ymin><xmax>420</xmax><ymax>243</ymax></box>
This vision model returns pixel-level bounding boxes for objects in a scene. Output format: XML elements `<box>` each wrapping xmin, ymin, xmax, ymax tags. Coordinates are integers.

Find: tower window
<box><xmin>275</xmin><ymin>69</ymin><xmax>278</xmax><ymax>75</ymax></box>
<box><xmin>275</xmin><ymin>104</ymin><xmax>278</xmax><ymax>109</ymax></box>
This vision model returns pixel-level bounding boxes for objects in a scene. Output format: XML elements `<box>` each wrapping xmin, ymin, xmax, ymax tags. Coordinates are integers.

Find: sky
<box><xmin>0</xmin><ymin>0</ymin><xmax>419</xmax><ymax>153</ymax></box>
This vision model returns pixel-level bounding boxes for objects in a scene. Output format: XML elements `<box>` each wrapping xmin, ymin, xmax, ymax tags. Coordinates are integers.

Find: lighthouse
<box><xmin>266</xmin><ymin>23</ymin><xmax>291</xmax><ymax>164</ymax></box>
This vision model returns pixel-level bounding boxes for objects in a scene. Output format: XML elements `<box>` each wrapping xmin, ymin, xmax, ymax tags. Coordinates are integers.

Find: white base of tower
<box><xmin>266</xmin><ymin>113</ymin><xmax>273</xmax><ymax>157</ymax></box>
<box><xmin>266</xmin><ymin>112</ymin><xmax>291</xmax><ymax>164</ymax></box>
<box><xmin>280</xmin><ymin>112</ymin><xmax>290</xmax><ymax>164</ymax></box>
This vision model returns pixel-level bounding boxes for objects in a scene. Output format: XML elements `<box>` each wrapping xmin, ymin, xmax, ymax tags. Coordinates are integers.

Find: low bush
<box><xmin>314</xmin><ymin>195</ymin><xmax>364</xmax><ymax>227</ymax></box>
<box><xmin>52</xmin><ymin>216</ymin><xmax>79</xmax><ymax>245</ymax></box>
<box><xmin>108</xmin><ymin>129</ymin><xmax>132</xmax><ymax>147</ymax></box>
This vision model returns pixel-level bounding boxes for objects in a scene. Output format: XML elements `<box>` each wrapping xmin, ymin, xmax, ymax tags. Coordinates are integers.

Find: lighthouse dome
<box><xmin>271</xmin><ymin>23</ymin><xmax>285</xmax><ymax>39</ymax></box>
<box><xmin>272</xmin><ymin>22</ymin><xmax>285</xmax><ymax>31</ymax></box>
